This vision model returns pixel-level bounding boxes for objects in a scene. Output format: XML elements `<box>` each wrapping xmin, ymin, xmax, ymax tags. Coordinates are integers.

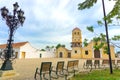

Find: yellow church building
<box><xmin>56</xmin><ymin>27</ymin><xmax>115</xmax><ymax>59</ymax></box>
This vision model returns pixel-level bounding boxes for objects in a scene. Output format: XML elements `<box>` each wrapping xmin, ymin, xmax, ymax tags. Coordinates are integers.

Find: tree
<box><xmin>83</xmin><ymin>38</ymin><xmax>88</xmax><ymax>47</ymax></box>
<box><xmin>56</xmin><ymin>44</ymin><xmax>61</xmax><ymax>49</ymax></box>
<box><xmin>56</xmin><ymin>43</ymin><xmax>66</xmax><ymax>49</ymax></box>
<box><xmin>112</xmin><ymin>35</ymin><xmax>120</xmax><ymax>41</ymax></box>
<box><xmin>41</xmin><ymin>49</ymin><xmax>45</xmax><ymax>51</ymax></box>
<box><xmin>78</xmin><ymin>0</ymin><xmax>120</xmax><ymax>74</ymax></box>
<box><xmin>62</xmin><ymin>45</ymin><xmax>65</xmax><ymax>47</ymax></box>
<box><xmin>83</xmin><ymin>31</ymin><xmax>119</xmax><ymax>74</ymax></box>
<box><xmin>46</xmin><ymin>46</ymin><xmax>50</xmax><ymax>48</ymax></box>
<box><xmin>78</xmin><ymin>0</ymin><xmax>120</xmax><ymax>23</ymax></box>
<box><xmin>83</xmin><ymin>23</ymin><xmax>120</xmax><ymax>74</ymax></box>
<box><xmin>84</xmin><ymin>26</ymin><xmax>120</xmax><ymax>53</ymax></box>
<box><xmin>51</xmin><ymin>46</ymin><xmax>54</xmax><ymax>48</ymax></box>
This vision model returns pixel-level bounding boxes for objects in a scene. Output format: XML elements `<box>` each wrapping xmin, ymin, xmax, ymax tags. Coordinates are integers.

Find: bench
<box><xmin>64</xmin><ymin>60</ymin><xmax>79</xmax><ymax>78</ymax></box>
<box><xmin>64</xmin><ymin>61</ymin><xmax>74</xmax><ymax>73</ymax></box>
<box><xmin>34</xmin><ymin>62</ymin><xmax>52</xmax><ymax>80</ymax></box>
<box><xmin>94</xmin><ymin>60</ymin><xmax>100</xmax><ymax>69</ymax></box>
<box><xmin>102</xmin><ymin>60</ymin><xmax>115</xmax><ymax>69</ymax></box>
<box><xmin>116</xmin><ymin>59</ymin><xmax>120</xmax><ymax>69</ymax></box>
<box><xmin>34</xmin><ymin>60</ymin><xmax>79</xmax><ymax>80</ymax></box>
<box><xmin>73</xmin><ymin>60</ymin><xmax>79</xmax><ymax>75</ymax></box>
<box><xmin>51</xmin><ymin>61</ymin><xmax>65</xmax><ymax>79</ymax></box>
<box><xmin>83</xmin><ymin>60</ymin><xmax>92</xmax><ymax>71</ymax></box>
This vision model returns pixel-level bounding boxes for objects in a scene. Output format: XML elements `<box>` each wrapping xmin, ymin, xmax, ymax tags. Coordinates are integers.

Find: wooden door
<box><xmin>21</xmin><ymin>52</ymin><xmax>26</xmax><ymax>59</ymax></box>
<box><xmin>94</xmin><ymin>50</ymin><xmax>100</xmax><ymax>58</ymax></box>
<box><xmin>59</xmin><ymin>52</ymin><xmax>63</xmax><ymax>58</ymax></box>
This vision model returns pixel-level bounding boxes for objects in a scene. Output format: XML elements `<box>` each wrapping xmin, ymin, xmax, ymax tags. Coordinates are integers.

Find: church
<box><xmin>56</xmin><ymin>27</ymin><xmax>115</xmax><ymax>59</ymax></box>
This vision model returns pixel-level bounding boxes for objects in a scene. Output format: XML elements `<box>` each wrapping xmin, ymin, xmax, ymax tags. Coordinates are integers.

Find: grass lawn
<box><xmin>70</xmin><ymin>69</ymin><xmax>120</xmax><ymax>80</ymax></box>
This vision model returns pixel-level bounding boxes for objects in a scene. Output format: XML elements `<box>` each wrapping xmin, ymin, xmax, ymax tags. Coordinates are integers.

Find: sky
<box><xmin>0</xmin><ymin>0</ymin><xmax>120</xmax><ymax>51</ymax></box>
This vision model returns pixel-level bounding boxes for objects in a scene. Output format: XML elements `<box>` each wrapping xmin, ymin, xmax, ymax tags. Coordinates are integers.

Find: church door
<box><xmin>94</xmin><ymin>50</ymin><xmax>100</xmax><ymax>58</ymax></box>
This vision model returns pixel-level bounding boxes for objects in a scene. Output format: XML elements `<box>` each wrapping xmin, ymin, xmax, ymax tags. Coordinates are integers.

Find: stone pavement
<box><xmin>0</xmin><ymin>58</ymin><xmax>86</xmax><ymax>80</ymax></box>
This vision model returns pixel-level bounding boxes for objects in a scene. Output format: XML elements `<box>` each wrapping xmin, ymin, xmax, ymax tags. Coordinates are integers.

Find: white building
<box><xmin>0</xmin><ymin>41</ymin><xmax>56</xmax><ymax>59</ymax></box>
<box><xmin>0</xmin><ymin>41</ymin><xmax>39</xmax><ymax>59</ymax></box>
<box><xmin>44</xmin><ymin>46</ymin><xmax>56</xmax><ymax>58</ymax></box>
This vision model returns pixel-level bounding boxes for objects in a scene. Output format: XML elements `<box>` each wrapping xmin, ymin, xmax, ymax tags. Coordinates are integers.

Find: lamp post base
<box><xmin>0</xmin><ymin>59</ymin><xmax>13</xmax><ymax>70</ymax></box>
<box><xmin>0</xmin><ymin>70</ymin><xmax>19</xmax><ymax>79</ymax></box>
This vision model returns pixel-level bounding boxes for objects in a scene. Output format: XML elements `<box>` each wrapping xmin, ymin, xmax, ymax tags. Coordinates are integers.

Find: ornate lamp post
<box><xmin>0</xmin><ymin>2</ymin><xmax>25</xmax><ymax>70</ymax></box>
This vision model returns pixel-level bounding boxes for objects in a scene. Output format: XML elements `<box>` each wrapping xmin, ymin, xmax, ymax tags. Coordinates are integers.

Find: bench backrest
<box><xmin>67</xmin><ymin>61</ymin><xmax>74</xmax><ymax>69</ymax></box>
<box><xmin>117</xmin><ymin>60</ymin><xmax>120</xmax><ymax>64</ymax></box>
<box><xmin>86</xmin><ymin>60</ymin><xmax>92</xmax><ymax>65</ymax></box>
<box><xmin>102</xmin><ymin>60</ymin><xmax>109</xmax><ymax>64</ymax></box>
<box><xmin>56</xmin><ymin>61</ymin><xmax>64</xmax><ymax>71</ymax></box>
<box><xmin>40</xmin><ymin>62</ymin><xmax>52</xmax><ymax>75</ymax></box>
<box><xmin>94</xmin><ymin>60</ymin><xmax>100</xmax><ymax>65</ymax></box>
<box><xmin>112</xmin><ymin>60</ymin><xmax>115</xmax><ymax>65</ymax></box>
<box><xmin>102</xmin><ymin>60</ymin><xmax>115</xmax><ymax>65</ymax></box>
<box><xmin>74</xmin><ymin>60</ymin><xmax>79</xmax><ymax>67</ymax></box>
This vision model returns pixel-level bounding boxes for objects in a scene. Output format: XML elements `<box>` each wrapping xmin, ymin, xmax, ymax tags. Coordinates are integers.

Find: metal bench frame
<box><xmin>64</xmin><ymin>60</ymin><xmax>79</xmax><ymax>77</ymax></box>
<box><xmin>65</xmin><ymin>61</ymin><xmax>74</xmax><ymax>73</ymax></box>
<box><xmin>51</xmin><ymin>61</ymin><xmax>65</xmax><ymax>79</ymax></box>
<box><xmin>94</xmin><ymin>60</ymin><xmax>100</xmax><ymax>69</ymax></box>
<box><xmin>83</xmin><ymin>60</ymin><xmax>92</xmax><ymax>71</ymax></box>
<box><xmin>102</xmin><ymin>60</ymin><xmax>115</xmax><ymax>69</ymax></box>
<box><xmin>116</xmin><ymin>60</ymin><xmax>120</xmax><ymax>69</ymax></box>
<box><xmin>73</xmin><ymin>60</ymin><xmax>79</xmax><ymax>75</ymax></box>
<box><xmin>34</xmin><ymin>62</ymin><xmax>52</xmax><ymax>80</ymax></box>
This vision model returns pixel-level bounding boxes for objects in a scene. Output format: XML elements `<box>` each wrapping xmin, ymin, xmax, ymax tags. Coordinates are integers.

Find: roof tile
<box><xmin>0</xmin><ymin>41</ymin><xmax>28</xmax><ymax>49</ymax></box>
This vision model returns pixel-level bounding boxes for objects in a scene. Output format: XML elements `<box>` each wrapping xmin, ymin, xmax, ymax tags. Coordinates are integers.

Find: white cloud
<box><xmin>0</xmin><ymin>0</ymin><xmax>119</xmax><ymax>51</ymax></box>
<box><xmin>52</xmin><ymin>10</ymin><xmax>69</xmax><ymax>22</ymax></box>
<box><xmin>57</xmin><ymin>0</ymin><xmax>70</xmax><ymax>9</ymax></box>
<box><xmin>109</xmin><ymin>28</ymin><xmax>120</xmax><ymax>37</ymax></box>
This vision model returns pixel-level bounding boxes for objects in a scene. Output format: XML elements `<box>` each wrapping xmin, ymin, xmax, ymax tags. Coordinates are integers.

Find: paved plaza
<box><xmin>0</xmin><ymin>58</ymin><xmax>85</xmax><ymax>80</ymax></box>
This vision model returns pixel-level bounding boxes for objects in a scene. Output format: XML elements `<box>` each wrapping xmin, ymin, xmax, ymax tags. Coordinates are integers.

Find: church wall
<box><xmin>101</xmin><ymin>46</ymin><xmax>115</xmax><ymax>59</ymax></box>
<box><xmin>82</xmin><ymin>42</ymin><xmax>93</xmax><ymax>59</ymax></box>
<box><xmin>56</xmin><ymin>47</ymin><xmax>68</xmax><ymax>58</ymax></box>
<box><xmin>71</xmin><ymin>47</ymin><xmax>82</xmax><ymax>58</ymax></box>
<box><xmin>82</xmin><ymin>41</ymin><xmax>115</xmax><ymax>59</ymax></box>
<box><xmin>56</xmin><ymin>27</ymin><xmax>116</xmax><ymax>60</ymax></box>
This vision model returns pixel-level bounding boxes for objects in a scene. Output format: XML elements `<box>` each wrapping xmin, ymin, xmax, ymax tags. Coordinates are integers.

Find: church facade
<box><xmin>56</xmin><ymin>27</ymin><xmax>115</xmax><ymax>59</ymax></box>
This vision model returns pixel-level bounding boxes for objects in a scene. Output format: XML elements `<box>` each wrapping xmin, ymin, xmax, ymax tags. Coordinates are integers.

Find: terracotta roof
<box><xmin>0</xmin><ymin>41</ymin><xmax>29</xmax><ymax>49</ymax></box>
<box><xmin>72</xmin><ymin>27</ymin><xmax>81</xmax><ymax>31</ymax></box>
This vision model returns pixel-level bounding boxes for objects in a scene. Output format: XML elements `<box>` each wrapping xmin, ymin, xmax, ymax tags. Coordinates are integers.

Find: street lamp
<box><xmin>0</xmin><ymin>2</ymin><xmax>25</xmax><ymax>70</ymax></box>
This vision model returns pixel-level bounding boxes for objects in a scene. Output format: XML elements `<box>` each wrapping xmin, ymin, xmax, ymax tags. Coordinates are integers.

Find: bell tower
<box><xmin>71</xmin><ymin>27</ymin><xmax>82</xmax><ymax>48</ymax></box>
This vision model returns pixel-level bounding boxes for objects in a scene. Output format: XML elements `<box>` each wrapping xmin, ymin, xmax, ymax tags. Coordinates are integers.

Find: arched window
<box><xmin>74</xmin><ymin>32</ymin><xmax>76</xmax><ymax>35</ymax></box>
<box><xmin>59</xmin><ymin>52</ymin><xmax>63</xmax><ymax>58</ymax></box>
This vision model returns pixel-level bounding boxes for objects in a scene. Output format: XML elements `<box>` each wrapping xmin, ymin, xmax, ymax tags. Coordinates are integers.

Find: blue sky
<box><xmin>0</xmin><ymin>0</ymin><xmax>120</xmax><ymax>51</ymax></box>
